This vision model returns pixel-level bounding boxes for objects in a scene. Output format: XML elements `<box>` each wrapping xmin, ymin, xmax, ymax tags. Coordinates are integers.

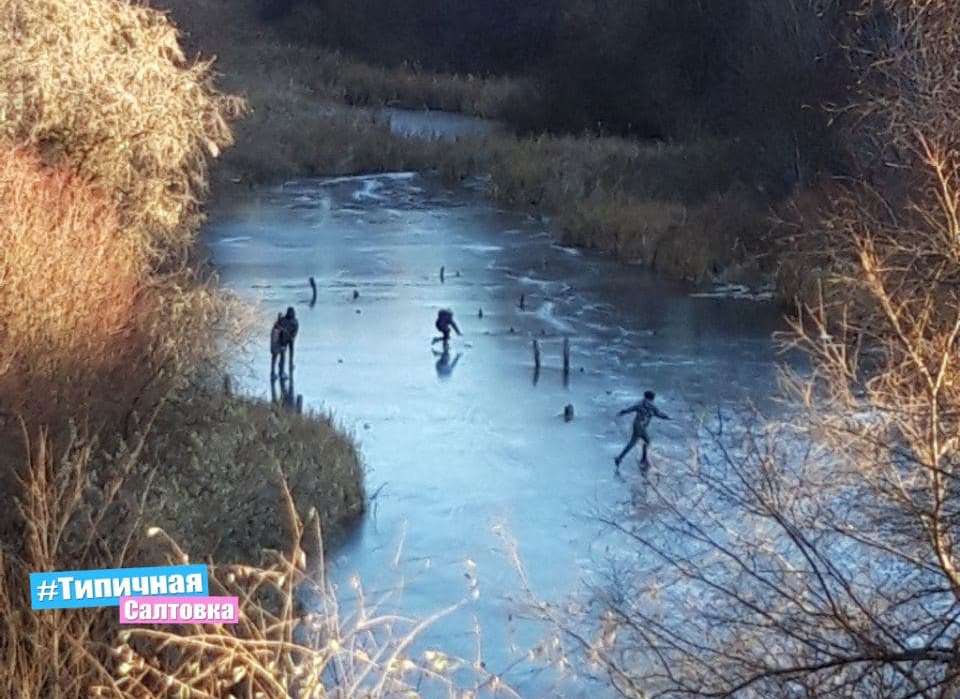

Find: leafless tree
<box><xmin>527</xmin><ymin>2</ymin><xmax>960</xmax><ymax>697</ymax></box>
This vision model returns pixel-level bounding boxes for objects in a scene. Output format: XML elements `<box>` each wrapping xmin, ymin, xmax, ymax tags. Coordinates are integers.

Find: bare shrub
<box><xmin>0</xmin><ymin>0</ymin><xmax>244</xmax><ymax>253</ymax></box>
<box><xmin>532</xmin><ymin>2</ymin><xmax>960</xmax><ymax>696</ymax></box>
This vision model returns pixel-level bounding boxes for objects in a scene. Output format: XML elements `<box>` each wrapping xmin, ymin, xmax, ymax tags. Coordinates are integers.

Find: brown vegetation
<box><xmin>0</xmin><ymin>427</ymin><xmax>493</xmax><ymax>698</ymax></box>
<box><xmin>162</xmin><ymin>0</ymin><xmax>825</xmax><ymax>289</ymax></box>
<box><xmin>156</xmin><ymin>0</ymin><xmax>775</xmax><ymax>286</ymax></box>
<box><xmin>534</xmin><ymin>1</ymin><xmax>960</xmax><ymax>696</ymax></box>
<box><xmin>212</xmin><ymin>97</ymin><xmax>771</xmax><ymax>283</ymax></box>
<box><xmin>143</xmin><ymin>391</ymin><xmax>365</xmax><ymax>563</ymax></box>
<box><xmin>0</xmin><ymin>150</ymin><xmax>144</xmax><ymax>384</ymax></box>
<box><xmin>0</xmin><ymin>0</ymin><xmax>377</xmax><ymax>693</ymax></box>
<box><xmin>156</xmin><ymin>0</ymin><xmax>527</xmax><ymax>119</ymax></box>
<box><xmin>0</xmin><ymin>0</ymin><xmax>242</xmax><ymax>422</ymax></box>
<box><xmin>1</xmin><ymin>0</ymin><xmax>243</xmax><ymax>253</ymax></box>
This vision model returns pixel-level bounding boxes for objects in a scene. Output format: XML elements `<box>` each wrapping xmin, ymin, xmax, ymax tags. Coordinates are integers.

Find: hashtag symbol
<box><xmin>35</xmin><ymin>579</ymin><xmax>58</xmax><ymax>602</ymax></box>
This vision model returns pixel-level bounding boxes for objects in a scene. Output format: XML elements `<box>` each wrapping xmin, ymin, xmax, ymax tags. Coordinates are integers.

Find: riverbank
<box><xmin>220</xmin><ymin>95</ymin><xmax>775</xmax><ymax>289</ymax></box>
<box><xmin>0</xmin><ymin>8</ymin><xmax>370</xmax><ymax>696</ymax></box>
<box><xmin>157</xmin><ymin>0</ymin><xmax>784</xmax><ymax>293</ymax></box>
<box><xmin>158</xmin><ymin>0</ymin><xmax>531</xmax><ymax>119</ymax></box>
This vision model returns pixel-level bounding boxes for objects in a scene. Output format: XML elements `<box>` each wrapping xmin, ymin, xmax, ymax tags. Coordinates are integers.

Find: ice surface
<box><xmin>203</xmin><ymin>172</ymin><xmax>786</xmax><ymax>695</ymax></box>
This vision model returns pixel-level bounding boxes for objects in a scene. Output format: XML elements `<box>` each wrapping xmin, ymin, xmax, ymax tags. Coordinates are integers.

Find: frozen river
<box><xmin>204</xmin><ymin>171</ymin><xmax>785</xmax><ymax>695</ymax></box>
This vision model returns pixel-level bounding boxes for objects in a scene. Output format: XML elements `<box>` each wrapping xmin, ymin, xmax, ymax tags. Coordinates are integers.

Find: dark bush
<box><xmin>257</xmin><ymin>0</ymin><xmax>297</xmax><ymax>21</ymax></box>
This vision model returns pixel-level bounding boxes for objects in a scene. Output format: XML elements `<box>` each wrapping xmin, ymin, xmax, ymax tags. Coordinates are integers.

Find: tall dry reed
<box><xmin>0</xmin><ymin>0</ymin><xmax>244</xmax><ymax>254</ymax></box>
<box><xmin>1</xmin><ymin>424</ymin><xmax>512</xmax><ymax>699</ymax></box>
<box><xmin>0</xmin><ymin>0</ymin><xmax>245</xmax><ymax>423</ymax></box>
<box><xmin>0</xmin><ymin>149</ymin><xmax>144</xmax><ymax>382</ymax></box>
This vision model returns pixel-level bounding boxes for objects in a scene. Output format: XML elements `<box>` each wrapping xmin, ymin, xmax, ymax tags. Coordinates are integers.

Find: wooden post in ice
<box><xmin>532</xmin><ymin>340</ymin><xmax>541</xmax><ymax>386</ymax></box>
<box><xmin>562</xmin><ymin>337</ymin><xmax>571</xmax><ymax>378</ymax></box>
<box><xmin>440</xmin><ymin>266</ymin><xmax>445</xmax><ymax>284</ymax></box>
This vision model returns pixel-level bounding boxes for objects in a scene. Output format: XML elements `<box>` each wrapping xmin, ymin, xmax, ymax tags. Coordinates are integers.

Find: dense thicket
<box><xmin>262</xmin><ymin>0</ymin><xmax>852</xmax><ymax>183</ymax></box>
<box><xmin>532</xmin><ymin>1</ymin><xmax>848</xmax><ymax>141</ymax></box>
<box><xmin>261</xmin><ymin>0</ymin><xmax>559</xmax><ymax>74</ymax></box>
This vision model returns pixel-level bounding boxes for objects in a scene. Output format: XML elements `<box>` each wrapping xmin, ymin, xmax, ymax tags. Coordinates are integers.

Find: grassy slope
<box><xmin>144</xmin><ymin>390</ymin><xmax>365</xmax><ymax>563</ymax></box>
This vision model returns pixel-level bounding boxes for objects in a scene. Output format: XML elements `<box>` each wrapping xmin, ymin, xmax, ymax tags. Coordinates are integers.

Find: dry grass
<box><xmin>0</xmin><ymin>425</ymin><xmax>504</xmax><ymax>699</ymax></box>
<box><xmin>218</xmin><ymin>92</ymin><xmax>486</xmax><ymax>185</ymax></box>
<box><xmin>155</xmin><ymin>0</ymin><xmax>530</xmax><ymax>120</ymax></box>
<box><xmin>1</xmin><ymin>425</ymin><xmax>154</xmax><ymax>698</ymax></box>
<box><xmin>142</xmin><ymin>391</ymin><xmax>365</xmax><ymax>563</ymax></box>
<box><xmin>154</xmin><ymin>0</ymin><xmax>776</xmax><ymax>286</ymax></box>
<box><xmin>0</xmin><ymin>4</ymin><xmax>385</xmax><ymax>696</ymax></box>
<box><xmin>0</xmin><ymin>0</ymin><xmax>244</xmax><ymax>254</ymax></box>
<box><xmin>0</xmin><ymin>149</ymin><xmax>145</xmax><ymax>382</ymax></box>
<box><xmin>310</xmin><ymin>51</ymin><xmax>531</xmax><ymax>118</ymax></box>
<box><xmin>558</xmin><ymin>196</ymin><xmax>687</xmax><ymax>260</ymax></box>
<box><xmin>557</xmin><ymin>190</ymin><xmax>768</xmax><ymax>282</ymax></box>
<box><xmin>0</xmin><ymin>150</ymin><xmax>218</xmax><ymax>434</ymax></box>
<box><xmin>0</xmin><ymin>0</ymin><xmax>248</xmax><ymax>424</ymax></box>
<box><xmin>212</xmin><ymin>86</ymin><xmax>769</xmax><ymax>283</ymax></box>
<box><xmin>0</xmin><ymin>2</ymin><xmax>378</xmax><ymax>695</ymax></box>
<box><xmin>0</xmin><ymin>149</ymin><xmax>237</xmax><ymax>429</ymax></box>
<box><xmin>485</xmin><ymin>135</ymin><xmax>771</xmax><ymax>281</ymax></box>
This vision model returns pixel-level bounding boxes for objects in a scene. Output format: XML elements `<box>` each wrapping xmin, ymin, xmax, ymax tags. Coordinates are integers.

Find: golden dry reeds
<box><xmin>0</xmin><ymin>149</ymin><xmax>145</xmax><ymax>382</ymax></box>
<box><xmin>1</xmin><ymin>424</ymin><xmax>154</xmax><ymax>698</ymax></box>
<box><xmin>0</xmin><ymin>424</ymin><xmax>505</xmax><ymax>699</ymax></box>
<box><xmin>0</xmin><ymin>0</ymin><xmax>244</xmax><ymax>255</ymax></box>
<box><xmin>110</xmin><ymin>511</ymin><xmax>507</xmax><ymax>699</ymax></box>
<box><xmin>0</xmin><ymin>0</ymin><xmax>245</xmax><ymax>423</ymax></box>
<box><xmin>0</xmin><ymin>2</ymin><xmax>377</xmax><ymax>696</ymax></box>
<box><xmin>0</xmin><ymin>141</ymin><xmax>240</xmax><ymax>427</ymax></box>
